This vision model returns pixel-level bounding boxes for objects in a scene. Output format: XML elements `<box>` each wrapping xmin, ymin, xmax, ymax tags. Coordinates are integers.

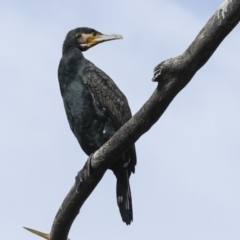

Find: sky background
<box><xmin>1</xmin><ymin>0</ymin><xmax>240</xmax><ymax>239</ymax></box>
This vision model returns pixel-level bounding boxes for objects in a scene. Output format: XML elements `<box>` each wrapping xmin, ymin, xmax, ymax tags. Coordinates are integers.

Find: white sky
<box><xmin>1</xmin><ymin>0</ymin><xmax>240</xmax><ymax>239</ymax></box>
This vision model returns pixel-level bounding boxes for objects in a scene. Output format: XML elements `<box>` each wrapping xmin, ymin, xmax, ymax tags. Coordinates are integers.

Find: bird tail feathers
<box><xmin>116</xmin><ymin>170</ymin><xmax>133</xmax><ymax>225</ymax></box>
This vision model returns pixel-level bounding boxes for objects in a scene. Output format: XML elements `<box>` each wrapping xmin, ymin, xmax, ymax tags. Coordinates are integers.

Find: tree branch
<box><xmin>50</xmin><ymin>1</ymin><xmax>240</xmax><ymax>239</ymax></box>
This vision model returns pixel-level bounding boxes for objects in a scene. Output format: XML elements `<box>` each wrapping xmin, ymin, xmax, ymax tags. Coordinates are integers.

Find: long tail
<box><xmin>116</xmin><ymin>170</ymin><xmax>133</xmax><ymax>225</ymax></box>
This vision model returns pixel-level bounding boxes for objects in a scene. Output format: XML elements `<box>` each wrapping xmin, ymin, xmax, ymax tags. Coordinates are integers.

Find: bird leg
<box><xmin>75</xmin><ymin>153</ymin><xmax>93</xmax><ymax>192</ymax></box>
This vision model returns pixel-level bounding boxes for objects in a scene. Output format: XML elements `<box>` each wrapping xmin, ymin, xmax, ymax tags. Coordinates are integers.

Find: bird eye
<box><xmin>92</xmin><ymin>32</ymin><xmax>97</xmax><ymax>36</ymax></box>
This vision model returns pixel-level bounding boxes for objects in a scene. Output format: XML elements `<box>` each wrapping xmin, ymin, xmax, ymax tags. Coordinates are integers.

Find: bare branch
<box><xmin>49</xmin><ymin>1</ymin><xmax>240</xmax><ymax>239</ymax></box>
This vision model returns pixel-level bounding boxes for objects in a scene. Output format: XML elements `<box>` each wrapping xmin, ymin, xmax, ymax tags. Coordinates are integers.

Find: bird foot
<box><xmin>75</xmin><ymin>154</ymin><xmax>93</xmax><ymax>192</ymax></box>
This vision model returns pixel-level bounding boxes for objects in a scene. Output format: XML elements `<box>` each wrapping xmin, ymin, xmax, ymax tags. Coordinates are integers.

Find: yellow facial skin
<box><xmin>78</xmin><ymin>33</ymin><xmax>123</xmax><ymax>48</ymax></box>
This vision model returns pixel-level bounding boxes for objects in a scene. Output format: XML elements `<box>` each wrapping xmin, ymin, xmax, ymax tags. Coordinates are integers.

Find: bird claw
<box><xmin>75</xmin><ymin>154</ymin><xmax>93</xmax><ymax>192</ymax></box>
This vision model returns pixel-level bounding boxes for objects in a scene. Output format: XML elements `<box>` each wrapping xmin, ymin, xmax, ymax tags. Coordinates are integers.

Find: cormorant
<box><xmin>58</xmin><ymin>27</ymin><xmax>137</xmax><ymax>225</ymax></box>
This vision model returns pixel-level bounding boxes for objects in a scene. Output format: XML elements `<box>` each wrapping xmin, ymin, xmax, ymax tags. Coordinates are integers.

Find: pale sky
<box><xmin>1</xmin><ymin>0</ymin><xmax>240</xmax><ymax>239</ymax></box>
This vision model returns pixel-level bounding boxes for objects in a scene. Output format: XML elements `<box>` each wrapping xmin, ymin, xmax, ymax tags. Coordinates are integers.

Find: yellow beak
<box><xmin>81</xmin><ymin>33</ymin><xmax>123</xmax><ymax>48</ymax></box>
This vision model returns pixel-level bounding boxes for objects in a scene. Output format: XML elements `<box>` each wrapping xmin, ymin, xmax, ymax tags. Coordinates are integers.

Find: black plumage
<box><xmin>58</xmin><ymin>27</ymin><xmax>136</xmax><ymax>225</ymax></box>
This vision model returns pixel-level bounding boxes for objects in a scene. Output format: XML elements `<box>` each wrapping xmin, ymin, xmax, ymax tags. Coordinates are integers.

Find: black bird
<box><xmin>58</xmin><ymin>27</ymin><xmax>137</xmax><ymax>225</ymax></box>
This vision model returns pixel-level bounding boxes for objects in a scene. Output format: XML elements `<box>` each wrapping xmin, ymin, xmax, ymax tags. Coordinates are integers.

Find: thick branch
<box><xmin>50</xmin><ymin>1</ymin><xmax>240</xmax><ymax>239</ymax></box>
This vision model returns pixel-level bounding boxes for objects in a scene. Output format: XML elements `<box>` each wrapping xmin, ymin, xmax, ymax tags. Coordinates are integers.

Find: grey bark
<box><xmin>50</xmin><ymin>1</ymin><xmax>240</xmax><ymax>239</ymax></box>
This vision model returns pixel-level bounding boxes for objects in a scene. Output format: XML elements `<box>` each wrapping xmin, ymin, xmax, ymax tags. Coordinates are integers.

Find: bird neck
<box><xmin>60</xmin><ymin>45</ymin><xmax>85</xmax><ymax>71</ymax></box>
<box><xmin>62</xmin><ymin>44</ymin><xmax>81</xmax><ymax>55</ymax></box>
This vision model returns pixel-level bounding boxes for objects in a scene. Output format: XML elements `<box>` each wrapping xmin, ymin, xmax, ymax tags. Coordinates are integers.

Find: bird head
<box><xmin>63</xmin><ymin>27</ymin><xmax>123</xmax><ymax>52</ymax></box>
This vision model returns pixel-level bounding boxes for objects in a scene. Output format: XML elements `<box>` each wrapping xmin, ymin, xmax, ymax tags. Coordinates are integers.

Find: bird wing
<box><xmin>83</xmin><ymin>62</ymin><xmax>132</xmax><ymax>128</ymax></box>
